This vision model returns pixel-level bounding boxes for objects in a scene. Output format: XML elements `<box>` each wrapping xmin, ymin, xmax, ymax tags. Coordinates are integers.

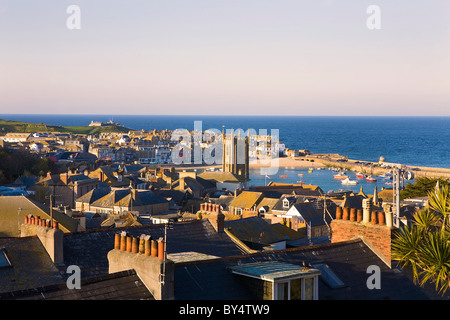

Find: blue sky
<box><xmin>0</xmin><ymin>0</ymin><xmax>449</xmax><ymax>116</ymax></box>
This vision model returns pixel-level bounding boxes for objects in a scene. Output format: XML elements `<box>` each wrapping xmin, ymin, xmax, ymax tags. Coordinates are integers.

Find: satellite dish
<box><xmin>403</xmin><ymin>171</ymin><xmax>415</xmax><ymax>180</ymax></box>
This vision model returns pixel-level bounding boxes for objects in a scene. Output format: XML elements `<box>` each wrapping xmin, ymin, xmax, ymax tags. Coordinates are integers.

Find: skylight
<box><xmin>0</xmin><ymin>248</ymin><xmax>12</xmax><ymax>269</ymax></box>
<box><xmin>310</xmin><ymin>263</ymin><xmax>345</xmax><ymax>289</ymax></box>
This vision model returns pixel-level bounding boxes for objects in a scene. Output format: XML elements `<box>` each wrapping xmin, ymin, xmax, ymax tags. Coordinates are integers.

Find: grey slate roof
<box><xmin>0</xmin><ymin>237</ymin><xmax>63</xmax><ymax>296</ymax></box>
<box><xmin>60</xmin><ymin>219</ymin><xmax>243</xmax><ymax>280</ymax></box>
<box><xmin>3</xmin><ymin>270</ymin><xmax>153</xmax><ymax>300</ymax></box>
<box><xmin>173</xmin><ymin>240</ymin><xmax>436</xmax><ymax>300</ymax></box>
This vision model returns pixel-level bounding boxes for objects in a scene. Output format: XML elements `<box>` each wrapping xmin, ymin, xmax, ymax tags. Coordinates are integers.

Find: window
<box><xmin>277</xmin><ymin>282</ymin><xmax>289</xmax><ymax>300</ymax></box>
<box><xmin>0</xmin><ymin>248</ymin><xmax>12</xmax><ymax>269</ymax></box>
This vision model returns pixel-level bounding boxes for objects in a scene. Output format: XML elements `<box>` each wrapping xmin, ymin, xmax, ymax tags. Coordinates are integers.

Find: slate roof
<box><xmin>60</xmin><ymin>219</ymin><xmax>243</xmax><ymax>280</ymax></box>
<box><xmin>271</xmin><ymin>194</ymin><xmax>308</xmax><ymax>212</ymax></box>
<box><xmin>76</xmin><ymin>187</ymin><xmax>112</xmax><ymax>204</ymax></box>
<box><xmin>229</xmin><ymin>191</ymin><xmax>264</xmax><ymax>209</ymax></box>
<box><xmin>249</xmin><ymin>184</ymin><xmax>323</xmax><ymax>197</ymax></box>
<box><xmin>290</xmin><ymin>203</ymin><xmax>331</xmax><ymax>227</ymax></box>
<box><xmin>0</xmin><ymin>196</ymin><xmax>78</xmax><ymax>237</ymax></box>
<box><xmin>173</xmin><ymin>240</ymin><xmax>437</xmax><ymax>300</ymax></box>
<box><xmin>88</xmin><ymin>189</ymin><xmax>168</xmax><ymax>209</ymax></box>
<box><xmin>224</xmin><ymin>217</ymin><xmax>287</xmax><ymax>246</ymax></box>
<box><xmin>0</xmin><ymin>237</ymin><xmax>63</xmax><ymax>295</ymax></box>
<box><xmin>3</xmin><ymin>270</ymin><xmax>153</xmax><ymax>300</ymax></box>
<box><xmin>198</xmin><ymin>171</ymin><xmax>248</xmax><ymax>183</ymax></box>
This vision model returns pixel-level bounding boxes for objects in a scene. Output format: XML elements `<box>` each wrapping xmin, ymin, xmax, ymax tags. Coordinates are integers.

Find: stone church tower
<box><xmin>222</xmin><ymin>130</ymin><xmax>249</xmax><ymax>180</ymax></box>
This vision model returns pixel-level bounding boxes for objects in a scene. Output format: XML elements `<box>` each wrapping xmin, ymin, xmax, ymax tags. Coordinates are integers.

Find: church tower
<box><xmin>222</xmin><ymin>129</ymin><xmax>249</xmax><ymax>181</ymax></box>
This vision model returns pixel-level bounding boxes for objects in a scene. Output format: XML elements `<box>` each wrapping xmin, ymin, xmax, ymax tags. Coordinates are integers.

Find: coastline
<box><xmin>167</xmin><ymin>156</ymin><xmax>450</xmax><ymax>180</ymax></box>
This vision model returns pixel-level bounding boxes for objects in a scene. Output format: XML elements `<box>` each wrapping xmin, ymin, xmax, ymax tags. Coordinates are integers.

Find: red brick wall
<box><xmin>330</xmin><ymin>219</ymin><xmax>393</xmax><ymax>266</ymax></box>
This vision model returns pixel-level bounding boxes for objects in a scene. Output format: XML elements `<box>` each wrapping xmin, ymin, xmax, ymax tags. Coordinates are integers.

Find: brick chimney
<box><xmin>21</xmin><ymin>215</ymin><xmax>64</xmax><ymax>265</ymax></box>
<box><xmin>207</xmin><ymin>208</ymin><xmax>225</xmax><ymax>232</ymax></box>
<box><xmin>60</xmin><ymin>172</ymin><xmax>69</xmax><ymax>185</ymax></box>
<box><xmin>330</xmin><ymin>206</ymin><xmax>394</xmax><ymax>268</ymax></box>
<box><xmin>107</xmin><ymin>232</ymin><xmax>174</xmax><ymax>300</ymax></box>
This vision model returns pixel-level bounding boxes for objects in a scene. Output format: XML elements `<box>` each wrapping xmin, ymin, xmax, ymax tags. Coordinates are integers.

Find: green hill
<box><xmin>0</xmin><ymin>119</ymin><xmax>132</xmax><ymax>135</ymax></box>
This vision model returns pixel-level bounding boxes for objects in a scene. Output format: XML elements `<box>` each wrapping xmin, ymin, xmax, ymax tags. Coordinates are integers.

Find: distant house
<box><xmin>75</xmin><ymin>188</ymin><xmax>169</xmax><ymax>217</ymax></box>
<box><xmin>198</xmin><ymin>171</ymin><xmax>249</xmax><ymax>193</ymax></box>
<box><xmin>283</xmin><ymin>203</ymin><xmax>332</xmax><ymax>238</ymax></box>
<box><xmin>1</xmin><ymin>133</ymin><xmax>32</xmax><ymax>143</ymax></box>
<box><xmin>227</xmin><ymin>191</ymin><xmax>264</xmax><ymax>216</ymax></box>
<box><xmin>34</xmin><ymin>171</ymin><xmax>99</xmax><ymax>209</ymax></box>
<box><xmin>172</xmin><ymin>172</ymin><xmax>216</xmax><ymax>199</ymax></box>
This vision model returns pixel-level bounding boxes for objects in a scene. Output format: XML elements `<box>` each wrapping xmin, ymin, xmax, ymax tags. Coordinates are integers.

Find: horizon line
<box><xmin>1</xmin><ymin>113</ymin><xmax>450</xmax><ymax>118</ymax></box>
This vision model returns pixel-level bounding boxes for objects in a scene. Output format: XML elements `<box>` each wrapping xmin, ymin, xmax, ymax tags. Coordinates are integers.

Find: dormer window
<box><xmin>283</xmin><ymin>199</ymin><xmax>290</xmax><ymax>209</ymax></box>
<box><xmin>229</xmin><ymin>261</ymin><xmax>320</xmax><ymax>300</ymax></box>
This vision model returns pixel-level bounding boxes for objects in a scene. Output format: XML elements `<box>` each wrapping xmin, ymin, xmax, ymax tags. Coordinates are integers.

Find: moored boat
<box><xmin>341</xmin><ymin>177</ymin><xmax>358</xmax><ymax>185</ymax></box>
<box><xmin>356</xmin><ymin>172</ymin><xmax>365</xmax><ymax>178</ymax></box>
<box><xmin>334</xmin><ymin>172</ymin><xmax>348</xmax><ymax>180</ymax></box>
<box><xmin>366</xmin><ymin>175</ymin><xmax>377</xmax><ymax>182</ymax></box>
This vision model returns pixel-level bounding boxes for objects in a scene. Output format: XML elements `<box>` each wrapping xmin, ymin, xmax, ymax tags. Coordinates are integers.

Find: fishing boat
<box><xmin>308</xmin><ymin>168</ymin><xmax>314</xmax><ymax>173</ymax></box>
<box><xmin>297</xmin><ymin>181</ymin><xmax>305</xmax><ymax>184</ymax></box>
<box><xmin>385</xmin><ymin>182</ymin><xmax>393</xmax><ymax>186</ymax></box>
<box><xmin>341</xmin><ymin>177</ymin><xmax>358</xmax><ymax>185</ymax></box>
<box><xmin>334</xmin><ymin>172</ymin><xmax>348</xmax><ymax>180</ymax></box>
<box><xmin>279</xmin><ymin>175</ymin><xmax>287</xmax><ymax>178</ymax></box>
<box><xmin>366</xmin><ymin>175</ymin><xmax>377</xmax><ymax>182</ymax></box>
<box><xmin>298</xmin><ymin>173</ymin><xmax>303</xmax><ymax>177</ymax></box>
<box><xmin>355</xmin><ymin>172</ymin><xmax>365</xmax><ymax>178</ymax></box>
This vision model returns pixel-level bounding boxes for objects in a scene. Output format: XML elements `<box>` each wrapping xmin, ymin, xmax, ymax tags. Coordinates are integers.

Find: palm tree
<box><xmin>392</xmin><ymin>185</ymin><xmax>450</xmax><ymax>295</ymax></box>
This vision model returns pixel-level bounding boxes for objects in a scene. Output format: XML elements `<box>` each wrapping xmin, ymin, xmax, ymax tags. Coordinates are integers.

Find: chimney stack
<box><xmin>330</xmin><ymin>205</ymin><xmax>393</xmax><ymax>267</ymax></box>
<box><xmin>21</xmin><ymin>215</ymin><xmax>64</xmax><ymax>265</ymax></box>
<box><xmin>107</xmin><ymin>232</ymin><xmax>174</xmax><ymax>300</ymax></box>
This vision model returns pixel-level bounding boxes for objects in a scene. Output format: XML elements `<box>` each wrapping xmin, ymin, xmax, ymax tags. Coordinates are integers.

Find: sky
<box><xmin>0</xmin><ymin>0</ymin><xmax>449</xmax><ymax>116</ymax></box>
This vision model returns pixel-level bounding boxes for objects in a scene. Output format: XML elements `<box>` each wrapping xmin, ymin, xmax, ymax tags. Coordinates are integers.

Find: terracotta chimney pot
<box><xmin>151</xmin><ymin>240</ymin><xmax>158</xmax><ymax>257</ymax></box>
<box><xmin>350</xmin><ymin>208</ymin><xmax>357</xmax><ymax>222</ymax></box>
<box><xmin>114</xmin><ymin>233</ymin><xmax>121</xmax><ymax>250</ymax></box>
<box><xmin>120</xmin><ymin>232</ymin><xmax>127</xmax><ymax>251</ymax></box>
<box><xmin>132</xmin><ymin>237</ymin><xmax>139</xmax><ymax>254</ymax></box>
<box><xmin>342</xmin><ymin>207</ymin><xmax>350</xmax><ymax>220</ymax></box>
<box><xmin>336</xmin><ymin>207</ymin><xmax>342</xmax><ymax>219</ymax></box>
<box><xmin>126</xmin><ymin>236</ymin><xmax>132</xmax><ymax>252</ymax></box>
<box><xmin>357</xmin><ymin>209</ymin><xmax>363</xmax><ymax>222</ymax></box>
<box><xmin>144</xmin><ymin>238</ymin><xmax>151</xmax><ymax>256</ymax></box>
<box><xmin>371</xmin><ymin>211</ymin><xmax>378</xmax><ymax>225</ymax></box>
<box><xmin>378</xmin><ymin>211</ymin><xmax>385</xmax><ymax>225</ymax></box>
<box><xmin>157</xmin><ymin>238</ymin><xmax>164</xmax><ymax>260</ymax></box>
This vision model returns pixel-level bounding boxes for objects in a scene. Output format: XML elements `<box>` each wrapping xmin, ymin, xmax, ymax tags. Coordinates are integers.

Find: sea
<box><xmin>1</xmin><ymin>114</ymin><xmax>449</xmax><ymax>193</ymax></box>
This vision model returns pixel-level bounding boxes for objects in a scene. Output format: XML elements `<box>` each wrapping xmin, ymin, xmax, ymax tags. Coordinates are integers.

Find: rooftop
<box><xmin>229</xmin><ymin>261</ymin><xmax>320</xmax><ymax>281</ymax></box>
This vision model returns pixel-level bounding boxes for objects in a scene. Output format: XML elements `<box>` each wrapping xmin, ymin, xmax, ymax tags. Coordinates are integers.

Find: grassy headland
<box><xmin>0</xmin><ymin>118</ymin><xmax>131</xmax><ymax>135</ymax></box>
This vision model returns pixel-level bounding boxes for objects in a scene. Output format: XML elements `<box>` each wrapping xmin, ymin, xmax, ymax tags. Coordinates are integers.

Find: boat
<box><xmin>355</xmin><ymin>172</ymin><xmax>365</xmax><ymax>178</ymax></box>
<box><xmin>334</xmin><ymin>172</ymin><xmax>348</xmax><ymax>180</ymax></box>
<box><xmin>297</xmin><ymin>181</ymin><xmax>305</xmax><ymax>184</ymax></box>
<box><xmin>385</xmin><ymin>182</ymin><xmax>393</xmax><ymax>186</ymax></box>
<box><xmin>279</xmin><ymin>175</ymin><xmax>287</xmax><ymax>178</ymax></box>
<box><xmin>341</xmin><ymin>177</ymin><xmax>358</xmax><ymax>185</ymax></box>
<box><xmin>308</xmin><ymin>168</ymin><xmax>314</xmax><ymax>173</ymax></box>
<box><xmin>298</xmin><ymin>174</ymin><xmax>303</xmax><ymax>177</ymax></box>
<box><xmin>366</xmin><ymin>175</ymin><xmax>377</xmax><ymax>182</ymax></box>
